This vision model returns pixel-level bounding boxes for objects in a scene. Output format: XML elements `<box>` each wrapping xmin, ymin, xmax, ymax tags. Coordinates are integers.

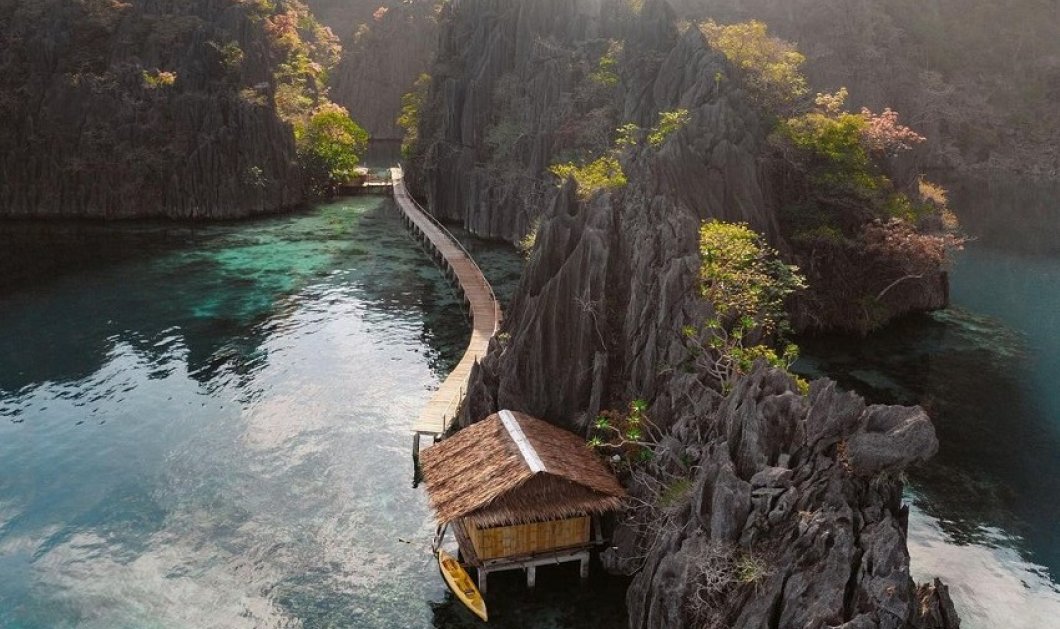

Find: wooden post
<box><xmin>526</xmin><ymin>565</ymin><xmax>536</xmax><ymax>588</ymax></box>
<box><xmin>580</xmin><ymin>555</ymin><xmax>589</xmax><ymax>580</ymax></box>
<box><xmin>477</xmin><ymin>567</ymin><xmax>488</xmax><ymax>594</ymax></box>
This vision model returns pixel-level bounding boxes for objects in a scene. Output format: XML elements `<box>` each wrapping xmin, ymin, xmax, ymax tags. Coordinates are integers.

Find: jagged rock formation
<box><xmin>321</xmin><ymin>0</ymin><xmax>438</xmax><ymax>139</ymax></box>
<box><xmin>612</xmin><ymin>367</ymin><xmax>959</xmax><ymax>628</ymax></box>
<box><xmin>413</xmin><ymin>0</ymin><xmax>960</xmax><ymax>626</ymax></box>
<box><xmin>411</xmin><ymin>0</ymin><xmax>947</xmax><ymax>332</ymax></box>
<box><xmin>0</xmin><ymin>0</ymin><xmax>303</xmax><ymax>219</ymax></box>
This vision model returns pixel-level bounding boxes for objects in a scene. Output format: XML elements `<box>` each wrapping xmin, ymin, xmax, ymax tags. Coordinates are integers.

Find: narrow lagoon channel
<box><xmin>0</xmin><ymin>197</ymin><xmax>625</xmax><ymax>628</ymax></box>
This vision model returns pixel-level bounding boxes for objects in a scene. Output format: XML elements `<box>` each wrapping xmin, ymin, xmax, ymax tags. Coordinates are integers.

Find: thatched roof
<box><xmin>420</xmin><ymin>410</ymin><xmax>627</xmax><ymax>527</ymax></box>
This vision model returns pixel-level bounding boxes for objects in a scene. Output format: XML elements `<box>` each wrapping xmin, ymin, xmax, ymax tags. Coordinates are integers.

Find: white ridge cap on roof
<box><xmin>499</xmin><ymin>410</ymin><xmax>546</xmax><ymax>474</ymax></box>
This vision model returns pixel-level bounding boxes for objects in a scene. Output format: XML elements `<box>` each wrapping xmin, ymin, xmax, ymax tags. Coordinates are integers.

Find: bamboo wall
<box><xmin>464</xmin><ymin>516</ymin><xmax>591</xmax><ymax>560</ymax></box>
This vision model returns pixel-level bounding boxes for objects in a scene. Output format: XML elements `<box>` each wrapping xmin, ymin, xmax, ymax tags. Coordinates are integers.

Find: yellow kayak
<box><xmin>438</xmin><ymin>549</ymin><xmax>488</xmax><ymax>622</ymax></box>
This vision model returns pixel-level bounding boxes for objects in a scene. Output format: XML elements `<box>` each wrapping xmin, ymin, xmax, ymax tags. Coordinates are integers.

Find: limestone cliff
<box><xmin>412</xmin><ymin>1</ymin><xmax>960</xmax><ymax>626</ymax></box>
<box><xmin>323</xmin><ymin>0</ymin><xmax>438</xmax><ymax>140</ymax></box>
<box><xmin>409</xmin><ymin>0</ymin><xmax>947</xmax><ymax>333</ymax></box>
<box><xmin>0</xmin><ymin>0</ymin><xmax>303</xmax><ymax>219</ymax></box>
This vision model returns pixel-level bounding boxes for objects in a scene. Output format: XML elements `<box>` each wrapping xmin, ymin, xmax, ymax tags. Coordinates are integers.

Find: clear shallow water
<box><xmin>0</xmin><ymin>199</ymin><xmax>627</xmax><ymax>628</ymax></box>
<box><xmin>795</xmin><ymin>244</ymin><xmax>1060</xmax><ymax>628</ymax></box>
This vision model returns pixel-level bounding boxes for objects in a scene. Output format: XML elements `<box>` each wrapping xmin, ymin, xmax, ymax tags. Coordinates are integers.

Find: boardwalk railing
<box><xmin>393</xmin><ymin>174</ymin><xmax>501</xmax><ymax>333</ymax></box>
<box><xmin>390</xmin><ymin>168</ymin><xmax>502</xmax><ymax>450</ymax></box>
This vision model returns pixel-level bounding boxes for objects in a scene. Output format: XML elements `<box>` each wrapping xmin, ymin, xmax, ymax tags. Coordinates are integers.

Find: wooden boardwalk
<box><xmin>390</xmin><ymin>167</ymin><xmax>501</xmax><ymax>444</ymax></box>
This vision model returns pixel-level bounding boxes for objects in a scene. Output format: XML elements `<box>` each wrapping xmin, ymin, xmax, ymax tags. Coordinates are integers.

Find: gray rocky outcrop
<box><xmin>612</xmin><ymin>367</ymin><xmax>956</xmax><ymax>628</ymax></box>
<box><xmin>434</xmin><ymin>0</ymin><xmax>780</xmax><ymax>435</ymax></box>
<box><xmin>412</xmin><ymin>1</ymin><xmax>960</xmax><ymax>627</ymax></box>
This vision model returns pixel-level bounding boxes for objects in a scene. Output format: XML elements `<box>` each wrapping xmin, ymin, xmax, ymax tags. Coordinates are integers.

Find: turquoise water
<box><xmin>795</xmin><ymin>245</ymin><xmax>1060</xmax><ymax>628</ymax></box>
<box><xmin>0</xmin><ymin>199</ymin><xmax>626</xmax><ymax>628</ymax></box>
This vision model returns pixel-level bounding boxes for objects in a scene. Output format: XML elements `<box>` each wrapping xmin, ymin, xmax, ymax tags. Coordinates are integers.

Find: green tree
<box><xmin>296</xmin><ymin>104</ymin><xmax>369</xmax><ymax>196</ymax></box>
<box><xmin>684</xmin><ymin>221</ymin><xmax>805</xmax><ymax>389</ymax></box>
<box><xmin>700</xmin><ymin>20</ymin><xmax>807</xmax><ymax>111</ymax></box>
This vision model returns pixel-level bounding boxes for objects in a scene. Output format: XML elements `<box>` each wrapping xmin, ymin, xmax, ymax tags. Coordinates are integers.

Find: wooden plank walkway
<box><xmin>390</xmin><ymin>167</ymin><xmax>501</xmax><ymax>441</ymax></box>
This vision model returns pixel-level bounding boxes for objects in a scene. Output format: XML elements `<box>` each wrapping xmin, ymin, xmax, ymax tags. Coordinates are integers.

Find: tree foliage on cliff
<box><xmin>684</xmin><ymin>221</ymin><xmax>805</xmax><ymax>389</ymax></box>
<box><xmin>258</xmin><ymin>1</ymin><xmax>341</xmax><ymax>126</ymax></box>
<box><xmin>295</xmin><ymin>104</ymin><xmax>369</xmax><ymax>196</ymax></box>
<box><xmin>397</xmin><ymin>73</ymin><xmax>430</xmax><ymax>158</ymax></box>
<box><xmin>700</xmin><ymin>20</ymin><xmax>961</xmax><ymax>332</ymax></box>
<box><xmin>700</xmin><ymin>20</ymin><xmax>806</xmax><ymax>111</ymax></box>
<box><xmin>689</xmin><ymin>0</ymin><xmax>1060</xmax><ymax>177</ymax></box>
<box><xmin>549</xmin><ymin>155</ymin><xmax>627</xmax><ymax>199</ymax></box>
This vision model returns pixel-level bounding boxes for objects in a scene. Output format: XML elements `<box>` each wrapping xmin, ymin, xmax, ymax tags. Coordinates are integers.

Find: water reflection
<box><xmin>0</xmin><ymin>198</ymin><xmax>622</xmax><ymax>628</ymax></box>
<box><xmin>0</xmin><ymin>200</ymin><xmax>469</xmax><ymax>395</ymax></box>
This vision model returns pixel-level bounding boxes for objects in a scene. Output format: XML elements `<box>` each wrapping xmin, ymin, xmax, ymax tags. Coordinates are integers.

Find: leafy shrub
<box><xmin>917</xmin><ymin>177</ymin><xmax>948</xmax><ymax>207</ymax></box>
<box><xmin>589</xmin><ymin>40</ymin><xmax>623</xmax><ymax>87</ymax></box>
<box><xmin>700</xmin><ymin>20</ymin><xmax>806</xmax><ymax>110</ymax></box>
<box><xmin>734</xmin><ymin>552</ymin><xmax>769</xmax><ymax>584</ymax></box>
<box><xmin>648</xmin><ymin>109</ymin><xmax>690</xmax><ymax>147</ymax></box>
<box><xmin>778</xmin><ymin>103</ymin><xmax>878</xmax><ymax>194</ymax></box>
<box><xmin>615</xmin><ymin>122</ymin><xmax>641</xmax><ymax>149</ymax></box>
<box><xmin>588</xmin><ymin>399</ymin><xmax>657</xmax><ymax>467</ymax></box>
<box><xmin>549</xmin><ymin>155</ymin><xmax>627</xmax><ymax>198</ymax></box>
<box><xmin>790</xmin><ymin>224</ymin><xmax>845</xmax><ymax>246</ymax></box>
<box><xmin>142</xmin><ymin>70</ymin><xmax>177</xmax><ymax>88</ymax></box>
<box><xmin>861</xmin><ymin>218</ymin><xmax>963</xmax><ymax>298</ymax></box>
<box><xmin>517</xmin><ymin>217</ymin><xmax>541</xmax><ymax>258</ymax></box>
<box><xmin>860</xmin><ymin>106</ymin><xmax>926</xmax><ymax>156</ymax></box>
<box><xmin>211</xmin><ymin>41</ymin><xmax>245</xmax><ymax>74</ymax></box>
<box><xmin>777</xmin><ymin>89</ymin><xmax>929</xmax><ymax>223</ymax></box>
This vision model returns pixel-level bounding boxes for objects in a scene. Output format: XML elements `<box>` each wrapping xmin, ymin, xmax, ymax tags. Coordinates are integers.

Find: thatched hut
<box><xmin>421</xmin><ymin>410</ymin><xmax>626</xmax><ymax>590</ymax></box>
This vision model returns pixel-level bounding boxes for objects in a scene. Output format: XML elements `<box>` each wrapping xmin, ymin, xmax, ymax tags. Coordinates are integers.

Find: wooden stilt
<box><xmin>477</xmin><ymin>568</ymin><xmax>488</xmax><ymax>594</ymax></box>
<box><xmin>526</xmin><ymin>565</ymin><xmax>536</xmax><ymax>588</ymax></box>
<box><xmin>580</xmin><ymin>556</ymin><xmax>590</xmax><ymax>580</ymax></box>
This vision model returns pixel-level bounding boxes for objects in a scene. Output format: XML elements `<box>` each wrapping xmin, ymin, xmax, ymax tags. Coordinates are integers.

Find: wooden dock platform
<box><xmin>390</xmin><ymin>167</ymin><xmax>501</xmax><ymax>446</ymax></box>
